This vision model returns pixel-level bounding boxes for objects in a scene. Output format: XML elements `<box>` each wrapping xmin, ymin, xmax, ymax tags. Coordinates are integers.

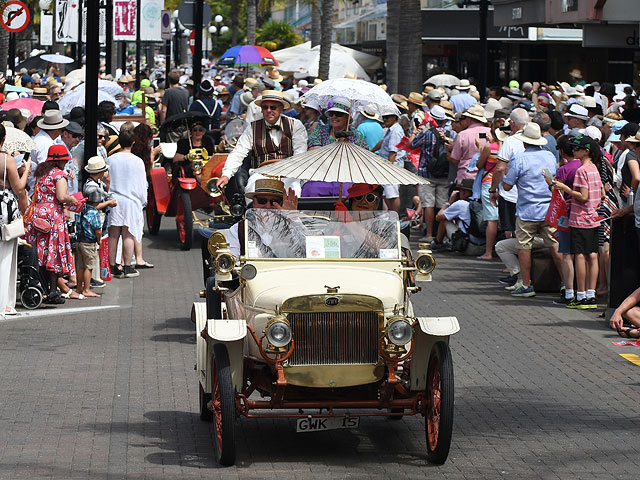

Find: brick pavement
<box><xmin>0</xmin><ymin>225</ymin><xmax>638</xmax><ymax>479</ymax></box>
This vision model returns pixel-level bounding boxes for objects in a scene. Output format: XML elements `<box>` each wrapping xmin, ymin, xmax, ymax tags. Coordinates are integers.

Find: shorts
<box><xmin>515</xmin><ymin>217</ymin><xmax>558</xmax><ymax>250</ymax></box>
<box><xmin>498</xmin><ymin>197</ymin><xmax>517</xmax><ymax>233</ymax></box>
<box><xmin>383</xmin><ymin>184</ymin><xmax>399</xmax><ymax>199</ymax></box>
<box><xmin>570</xmin><ymin>227</ymin><xmax>599</xmax><ymax>254</ymax></box>
<box><xmin>76</xmin><ymin>242</ymin><xmax>99</xmax><ymax>271</ymax></box>
<box><xmin>481</xmin><ymin>183</ymin><xmax>499</xmax><ymax>221</ymax></box>
<box><xmin>418</xmin><ymin>177</ymin><xmax>449</xmax><ymax>209</ymax></box>
<box><xmin>557</xmin><ymin>228</ymin><xmax>571</xmax><ymax>255</ymax></box>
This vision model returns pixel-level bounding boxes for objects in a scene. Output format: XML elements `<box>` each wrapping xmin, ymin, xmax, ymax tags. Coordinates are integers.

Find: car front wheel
<box><xmin>211</xmin><ymin>343</ymin><xmax>236</xmax><ymax>466</ymax></box>
<box><xmin>425</xmin><ymin>341</ymin><xmax>454</xmax><ymax>465</ymax></box>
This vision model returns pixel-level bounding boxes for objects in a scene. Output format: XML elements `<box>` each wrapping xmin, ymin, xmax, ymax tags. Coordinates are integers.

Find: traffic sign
<box><xmin>1</xmin><ymin>0</ymin><xmax>30</xmax><ymax>33</ymax></box>
<box><xmin>189</xmin><ymin>30</ymin><xmax>195</xmax><ymax>55</ymax></box>
<box><xmin>161</xmin><ymin>10</ymin><xmax>172</xmax><ymax>40</ymax></box>
<box><xmin>178</xmin><ymin>0</ymin><xmax>211</xmax><ymax>29</ymax></box>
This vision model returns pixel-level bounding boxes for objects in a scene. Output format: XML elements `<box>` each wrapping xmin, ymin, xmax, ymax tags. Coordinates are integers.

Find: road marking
<box><xmin>2</xmin><ymin>305</ymin><xmax>123</xmax><ymax>321</ymax></box>
<box><xmin>620</xmin><ymin>354</ymin><xmax>640</xmax><ymax>367</ymax></box>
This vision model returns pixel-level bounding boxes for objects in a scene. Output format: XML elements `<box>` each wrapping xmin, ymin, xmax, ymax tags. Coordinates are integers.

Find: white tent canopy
<box><xmin>272</xmin><ymin>41</ymin><xmax>382</xmax><ymax>73</ymax></box>
<box><xmin>278</xmin><ymin>45</ymin><xmax>373</xmax><ymax>81</ymax></box>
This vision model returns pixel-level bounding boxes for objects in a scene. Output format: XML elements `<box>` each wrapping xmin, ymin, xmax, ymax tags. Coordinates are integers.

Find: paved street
<box><xmin>1</xmin><ymin>223</ymin><xmax>639</xmax><ymax>480</ymax></box>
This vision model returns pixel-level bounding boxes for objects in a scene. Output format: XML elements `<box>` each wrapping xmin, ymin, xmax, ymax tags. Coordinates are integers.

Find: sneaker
<box><xmin>577</xmin><ymin>297</ymin><xmax>597</xmax><ymax>310</ymax></box>
<box><xmin>418</xmin><ymin>236</ymin><xmax>435</xmax><ymax>244</ymax></box>
<box><xmin>511</xmin><ymin>284</ymin><xmax>536</xmax><ymax>297</ymax></box>
<box><xmin>110</xmin><ymin>264</ymin><xmax>124</xmax><ymax>279</ymax></box>
<box><xmin>430</xmin><ymin>241</ymin><xmax>449</xmax><ymax>252</ymax></box>
<box><xmin>505</xmin><ymin>280</ymin><xmax>523</xmax><ymax>291</ymax></box>
<box><xmin>566</xmin><ymin>298</ymin><xmax>584</xmax><ymax>309</ymax></box>
<box><xmin>498</xmin><ymin>274</ymin><xmax>518</xmax><ymax>286</ymax></box>
<box><xmin>123</xmin><ymin>265</ymin><xmax>140</xmax><ymax>278</ymax></box>
<box><xmin>553</xmin><ymin>295</ymin><xmax>574</xmax><ymax>305</ymax></box>
<box><xmin>90</xmin><ymin>278</ymin><xmax>105</xmax><ymax>288</ymax></box>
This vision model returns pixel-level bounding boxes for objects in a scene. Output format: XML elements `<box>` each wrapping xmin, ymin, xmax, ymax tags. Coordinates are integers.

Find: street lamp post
<box><xmin>208</xmin><ymin>15</ymin><xmax>229</xmax><ymax>61</ymax></box>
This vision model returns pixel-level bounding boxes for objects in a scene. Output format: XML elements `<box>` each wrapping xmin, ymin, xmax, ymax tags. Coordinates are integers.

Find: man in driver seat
<box><xmin>216</xmin><ymin>90</ymin><xmax>307</xmax><ymax>206</ymax></box>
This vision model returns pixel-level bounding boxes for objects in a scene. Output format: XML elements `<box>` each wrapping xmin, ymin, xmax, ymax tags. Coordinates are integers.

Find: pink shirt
<box><xmin>450</xmin><ymin>122</ymin><xmax>490</xmax><ymax>183</ymax></box>
<box><xmin>569</xmin><ymin>163</ymin><xmax>602</xmax><ymax>229</ymax></box>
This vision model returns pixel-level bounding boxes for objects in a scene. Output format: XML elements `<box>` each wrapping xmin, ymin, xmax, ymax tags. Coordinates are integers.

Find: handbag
<box><xmin>0</xmin><ymin>157</ymin><xmax>25</xmax><ymax>241</ymax></box>
<box><xmin>23</xmin><ymin>180</ymin><xmax>52</xmax><ymax>234</ymax></box>
<box><xmin>33</xmin><ymin>217</ymin><xmax>52</xmax><ymax>234</ymax></box>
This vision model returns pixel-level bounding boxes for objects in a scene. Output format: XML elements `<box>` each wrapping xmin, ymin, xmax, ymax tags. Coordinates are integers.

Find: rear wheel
<box><xmin>146</xmin><ymin>186</ymin><xmax>162</xmax><ymax>235</ymax></box>
<box><xmin>176</xmin><ymin>189</ymin><xmax>193</xmax><ymax>250</ymax></box>
<box><xmin>211</xmin><ymin>343</ymin><xmax>236</xmax><ymax>466</ymax></box>
<box><xmin>425</xmin><ymin>342</ymin><xmax>454</xmax><ymax>465</ymax></box>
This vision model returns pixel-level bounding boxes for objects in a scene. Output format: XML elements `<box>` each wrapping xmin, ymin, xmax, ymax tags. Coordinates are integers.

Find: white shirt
<box><xmin>222</xmin><ymin>115</ymin><xmax>308</xmax><ymax>179</ymax></box>
<box><xmin>244</xmin><ymin>100</ymin><xmax>263</xmax><ymax>126</ymax></box>
<box><xmin>29</xmin><ymin>130</ymin><xmax>58</xmax><ymax>192</ymax></box>
<box><xmin>497</xmin><ymin>134</ymin><xmax>524</xmax><ymax>203</ymax></box>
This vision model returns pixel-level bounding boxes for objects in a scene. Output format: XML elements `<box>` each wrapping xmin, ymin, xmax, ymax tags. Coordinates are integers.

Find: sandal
<box><xmin>61</xmin><ymin>291</ymin><xmax>85</xmax><ymax>300</ymax></box>
<box><xmin>135</xmin><ymin>262</ymin><xmax>154</xmax><ymax>269</ymax></box>
<box><xmin>617</xmin><ymin>327</ymin><xmax>640</xmax><ymax>339</ymax></box>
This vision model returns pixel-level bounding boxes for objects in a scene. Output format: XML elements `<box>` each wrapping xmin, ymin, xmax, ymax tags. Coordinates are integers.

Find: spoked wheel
<box><xmin>211</xmin><ymin>343</ymin><xmax>236</xmax><ymax>466</ymax></box>
<box><xmin>176</xmin><ymin>189</ymin><xmax>193</xmax><ymax>250</ymax></box>
<box><xmin>425</xmin><ymin>342</ymin><xmax>454</xmax><ymax>465</ymax></box>
<box><xmin>21</xmin><ymin>286</ymin><xmax>43</xmax><ymax>309</ymax></box>
<box><xmin>199</xmin><ymin>382</ymin><xmax>213</xmax><ymax>422</ymax></box>
<box><xmin>146</xmin><ymin>186</ymin><xmax>162</xmax><ymax>235</ymax></box>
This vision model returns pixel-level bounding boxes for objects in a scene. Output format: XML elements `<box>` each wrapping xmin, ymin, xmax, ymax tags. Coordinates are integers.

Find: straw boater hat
<box><xmin>268</xmin><ymin>69</ymin><xmax>284</xmax><ymax>82</ymax></box>
<box><xmin>32</xmin><ymin>87</ymin><xmax>49</xmax><ymax>100</ymax></box>
<box><xmin>245</xmin><ymin>178</ymin><xmax>285</xmax><ymax>199</ymax></box>
<box><xmin>569</xmin><ymin>68</ymin><xmax>583</xmax><ymax>80</ymax></box>
<box><xmin>254</xmin><ymin>90</ymin><xmax>291</xmax><ymax>110</ymax></box>
<box><xmin>461</xmin><ymin>104</ymin><xmax>487</xmax><ymax>123</ymax></box>
<box><xmin>37</xmin><ymin>110</ymin><xmax>69</xmax><ymax>130</ymax></box>
<box><xmin>513</xmin><ymin>123</ymin><xmax>547</xmax><ymax>146</ymax></box>
<box><xmin>84</xmin><ymin>156</ymin><xmax>109</xmax><ymax>174</ymax></box>
<box><xmin>361</xmin><ymin>110</ymin><xmax>381</xmax><ymax>121</ymax></box>
<box><xmin>407</xmin><ymin>92</ymin><xmax>426</xmax><ymax>107</ymax></box>
<box><xmin>391</xmin><ymin>94</ymin><xmax>408</xmax><ymax>112</ymax></box>
<box><xmin>457</xmin><ymin>79</ymin><xmax>472</xmax><ymax>91</ymax></box>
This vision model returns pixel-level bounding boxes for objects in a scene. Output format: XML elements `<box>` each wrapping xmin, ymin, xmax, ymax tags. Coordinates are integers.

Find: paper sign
<box><xmin>379</xmin><ymin>249</ymin><xmax>398</xmax><ymax>259</ymax></box>
<box><xmin>40</xmin><ymin>13</ymin><xmax>53</xmax><ymax>46</ymax></box>
<box><xmin>306</xmin><ymin>236</ymin><xmax>340</xmax><ymax>259</ymax></box>
<box><xmin>55</xmin><ymin>0</ymin><xmax>79</xmax><ymax>42</ymax></box>
<box><xmin>114</xmin><ymin>0</ymin><xmax>136</xmax><ymax>41</ymax></box>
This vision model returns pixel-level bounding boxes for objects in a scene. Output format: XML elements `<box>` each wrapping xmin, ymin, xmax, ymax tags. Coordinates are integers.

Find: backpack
<box><xmin>467</xmin><ymin>199</ymin><xmax>487</xmax><ymax>238</ymax></box>
<box><xmin>425</xmin><ymin>127</ymin><xmax>449</xmax><ymax>178</ymax></box>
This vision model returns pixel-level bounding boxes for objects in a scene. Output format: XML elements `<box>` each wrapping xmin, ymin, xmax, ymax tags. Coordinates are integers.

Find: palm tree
<box><xmin>0</xmin><ymin>26</ymin><xmax>8</xmax><ymax>74</ymax></box>
<box><xmin>318</xmin><ymin>0</ymin><xmax>334</xmax><ymax>80</ymax></box>
<box><xmin>398</xmin><ymin>0</ymin><xmax>422</xmax><ymax>94</ymax></box>
<box><xmin>310</xmin><ymin>0</ymin><xmax>321</xmax><ymax>47</ymax></box>
<box><xmin>247</xmin><ymin>0</ymin><xmax>258</xmax><ymax>45</ymax></box>
<box><xmin>386</xmin><ymin>0</ymin><xmax>401</xmax><ymax>92</ymax></box>
<box><xmin>230</xmin><ymin>0</ymin><xmax>241</xmax><ymax>45</ymax></box>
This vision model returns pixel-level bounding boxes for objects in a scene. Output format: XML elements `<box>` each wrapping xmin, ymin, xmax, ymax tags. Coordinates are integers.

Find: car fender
<box><xmin>206</xmin><ymin>319</ymin><xmax>246</xmax><ymax>392</ymax></box>
<box><xmin>150</xmin><ymin>167</ymin><xmax>171</xmax><ymax>215</ymax></box>
<box><xmin>409</xmin><ymin>317</ymin><xmax>460</xmax><ymax>391</ymax></box>
<box><xmin>207</xmin><ymin>319</ymin><xmax>247</xmax><ymax>342</ymax></box>
<box><xmin>416</xmin><ymin>316</ymin><xmax>460</xmax><ymax>336</ymax></box>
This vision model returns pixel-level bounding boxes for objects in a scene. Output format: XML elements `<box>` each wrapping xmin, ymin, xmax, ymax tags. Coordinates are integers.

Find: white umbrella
<box><xmin>57</xmin><ymin>88</ymin><xmax>118</xmax><ymax>115</ymax></box>
<box><xmin>278</xmin><ymin>46</ymin><xmax>371</xmax><ymax>81</ymax></box>
<box><xmin>255</xmin><ymin>141</ymin><xmax>428</xmax><ymax>186</ymax></box>
<box><xmin>424</xmin><ymin>73</ymin><xmax>460</xmax><ymax>87</ymax></box>
<box><xmin>40</xmin><ymin>53</ymin><xmax>75</xmax><ymax>64</ymax></box>
<box><xmin>272</xmin><ymin>41</ymin><xmax>382</xmax><ymax>72</ymax></box>
<box><xmin>301</xmin><ymin>78</ymin><xmax>398</xmax><ymax>117</ymax></box>
<box><xmin>1</xmin><ymin>127</ymin><xmax>38</xmax><ymax>154</ymax></box>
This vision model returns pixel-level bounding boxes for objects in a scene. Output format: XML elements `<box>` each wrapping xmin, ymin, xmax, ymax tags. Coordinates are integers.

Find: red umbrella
<box><xmin>0</xmin><ymin>98</ymin><xmax>44</xmax><ymax>116</ymax></box>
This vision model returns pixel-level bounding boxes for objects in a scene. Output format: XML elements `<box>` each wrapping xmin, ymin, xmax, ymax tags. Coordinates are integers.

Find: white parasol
<box><xmin>1</xmin><ymin>127</ymin><xmax>38</xmax><ymax>154</ymax></box>
<box><xmin>301</xmin><ymin>78</ymin><xmax>399</xmax><ymax>117</ymax></box>
<box><xmin>255</xmin><ymin>141</ymin><xmax>429</xmax><ymax>186</ymax></box>
<box><xmin>57</xmin><ymin>87</ymin><xmax>118</xmax><ymax>115</ymax></box>
<box><xmin>40</xmin><ymin>53</ymin><xmax>75</xmax><ymax>64</ymax></box>
<box><xmin>424</xmin><ymin>73</ymin><xmax>460</xmax><ymax>87</ymax></box>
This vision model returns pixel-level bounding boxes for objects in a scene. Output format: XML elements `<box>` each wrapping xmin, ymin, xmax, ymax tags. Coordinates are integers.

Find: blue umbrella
<box><xmin>216</xmin><ymin>45</ymin><xmax>279</xmax><ymax>68</ymax></box>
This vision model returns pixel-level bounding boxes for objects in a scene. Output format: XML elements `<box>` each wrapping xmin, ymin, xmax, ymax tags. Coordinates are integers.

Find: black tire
<box><xmin>199</xmin><ymin>382</ymin><xmax>213</xmax><ymax>422</ymax></box>
<box><xmin>206</xmin><ymin>276</ymin><xmax>222</xmax><ymax>320</ymax></box>
<box><xmin>211</xmin><ymin>343</ymin><xmax>237</xmax><ymax>466</ymax></box>
<box><xmin>177</xmin><ymin>188</ymin><xmax>193</xmax><ymax>250</ymax></box>
<box><xmin>425</xmin><ymin>342</ymin><xmax>454</xmax><ymax>465</ymax></box>
<box><xmin>21</xmin><ymin>286</ymin><xmax>43</xmax><ymax>309</ymax></box>
<box><xmin>146</xmin><ymin>186</ymin><xmax>162</xmax><ymax>235</ymax></box>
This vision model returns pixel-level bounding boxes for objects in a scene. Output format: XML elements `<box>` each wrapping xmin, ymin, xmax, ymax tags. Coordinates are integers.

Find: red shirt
<box><xmin>569</xmin><ymin>163</ymin><xmax>602</xmax><ymax>229</ymax></box>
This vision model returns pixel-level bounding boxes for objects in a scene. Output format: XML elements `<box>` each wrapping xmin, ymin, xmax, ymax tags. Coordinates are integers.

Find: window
<box><xmin>562</xmin><ymin>0</ymin><xmax>578</xmax><ymax>13</ymax></box>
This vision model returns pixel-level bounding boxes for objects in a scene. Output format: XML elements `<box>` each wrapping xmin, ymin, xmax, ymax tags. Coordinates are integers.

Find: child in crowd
<box><xmin>74</xmin><ymin>188</ymin><xmax>103</xmax><ymax>297</ymax></box>
<box><xmin>552</xmin><ymin>136</ymin><xmax>604</xmax><ymax>309</ymax></box>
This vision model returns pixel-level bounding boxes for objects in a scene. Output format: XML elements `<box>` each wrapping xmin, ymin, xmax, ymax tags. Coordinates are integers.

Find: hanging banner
<box><xmin>140</xmin><ymin>0</ymin><xmax>163</xmax><ymax>41</ymax></box>
<box><xmin>55</xmin><ymin>0</ymin><xmax>79</xmax><ymax>42</ymax></box>
<box><xmin>114</xmin><ymin>0</ymin><xmax>136</xmax><ymax>41</ymax></box>
<box><xmin>40</xmin><ymin>12</ymin><xmax>53</xmax><ymax>46</ymax></box>
<box><xmin>81</xmin><ymin>7</ymin><xmax>105</xmax><ymax>44</ymax></box>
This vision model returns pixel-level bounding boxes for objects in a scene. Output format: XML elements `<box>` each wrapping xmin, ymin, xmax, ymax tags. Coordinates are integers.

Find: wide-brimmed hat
<box><xmin>495</xmin><ymin>119</ymin><xmax>511</xmax><ymax>142</ymax></box>
<box><xmin>240</xmin><ymin>91</ymin><xmax>255</xmax><ymax>108</ymax></box>
<box><xmin>346</xmin><ymin>183</ymin><xmax>380</xmax><ymax>199</ymax></box>
<box><xmin>580</xmin><ymin>96</ymin><xmax>597</xmax><ymax>109</ymax></box>
<box><xmin>84</xmin><ymin>155</ymin><xmax>109</xmax><ymax>173</ymax></box>
<box><xmin>564</xmin><ymin>104</ymin><xmax>589</xmax><ymax>121</ymax></box>
<box><xmin>244</xmin><ymin>77</ymin><xmax>258</xmax><ymax>90</ymax></box>
<box><xmin>564</xmin><ymin>86</ymin><xmax>584</xmax><ymax>97</ymax></box>
<box><xmin>457</xmin><ymin>79</ymin><xmax>472</xmax><ymax>91</ymax></box>
<box><xmin>507</xmin><ymin>88</ymin><xmax>526</xmax><ymax>101</ymax></box>
<box><xmin>303</xmin><ymin>98</ymin><xmax>321</xmax><ymax>112</ymax></box>
<box><xmin>407</xmin><ymin>92</ymin><xmax>426</xmax><ymax>107</ymax></box>
<box><xmin>254</xmin><ymin>90</ymin><xmax>290</xmax><ymax>110</ymax></box>
<box><xmin>513</xmin><ymin>123</ymin><xmax>547</xmax><ymax>146</ymax></box>
<box><xmin>624</xmin><ymin>130</ymin><xmax>640</xmax><ymax>144</ymax></box>
<box><xmin>429</xmin><ymin>105</ymin><xmax>447</xmax><ymax>121</ymax></box>
<box><xmin>6</xmin><ymin>109</ymin><xmax>26</xmax><ymax>130</ymax></box>
<box><xmin>45</xmin><ymin>144</ymin><xmax>71</xmax><ymax>163</ymax></box>
<box><xmin>569</xmin><ymin>68</ymin><xmax>583</xmax><ymax>79</ymax></box>
<box><xmin>32</xmin><ymin>86</ymin><xmax>48</xmax><ymax>98</ymax></box>
<box><xmin>245</xmin><ymin>178</ymin><xmax>285</xmax><ymax>199</ymax></box>
<box><xmin>267</xmin><ymin>69</ymin><xmax>284</xmax><ymax>82</ymax></box>
<box><xmin>391</xmin><ymin>93</ymin><xmax>408</xmax><ymax>112</ymax></box>
<box><xmin>461</xmin><ymin>104</ymin><xmax>487</xmax><ymax>123</ymax></box>
<box><xmin>326</xmin><ymin>98</ymin><xmax>351</xmax><ymax>115</ymax></box>
<box><xmin>37</xmin><ymin>110</ymin><xmax>69</xmax><ymax>130</ymax></box>
<box><xmin>426</xmin><ymin>89</ymin><xmax>443</xmax><ymax>101</ymax></box>
<box><xmin>64</xmin><ymin>121</ymin><xmax>84</xmax><ymax>136</ymax></box>
<box><xmin>361</xmin><ymin>110</ymin><xmax>381</xmax><ymax>121</ymax></box>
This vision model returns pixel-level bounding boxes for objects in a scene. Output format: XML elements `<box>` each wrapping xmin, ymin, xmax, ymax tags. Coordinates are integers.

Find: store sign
<box><xmin>583</xmin><ymin>24</ymin><xmax>640</xmax><ymax>48</ymax></box>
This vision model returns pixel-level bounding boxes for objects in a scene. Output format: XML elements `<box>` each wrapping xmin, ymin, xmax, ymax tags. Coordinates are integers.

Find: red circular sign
<box><xmin>1</xmin><ymin>0</ymin><xmax>30</xmax><ymax>33</ymax></box>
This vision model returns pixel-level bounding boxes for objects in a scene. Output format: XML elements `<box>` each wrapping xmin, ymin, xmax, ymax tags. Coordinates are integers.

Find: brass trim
<box><xmin>282</xmin><ymin>294</ymin><xmax>383</xmax><ymax>313</ymax></box>
<box><xmin>415</xmin><ymin>253</ymin><xmax>436</xmax><ymax>275</ymax></box>
<box><xmin>284</xmin><ymin>363</ymin><xmax>384</xmax><ymax>388</ymax></box>
<box><xmin>207</xmin><ymin>232</ymin><xmax>228</xmax><ymax>256</ymax></box>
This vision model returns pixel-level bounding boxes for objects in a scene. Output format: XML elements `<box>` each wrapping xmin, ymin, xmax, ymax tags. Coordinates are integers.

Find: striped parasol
<box><xmin>255</xmin><ymin>141</ymin><xmax>429</xmax><ymax>185</ymax></box>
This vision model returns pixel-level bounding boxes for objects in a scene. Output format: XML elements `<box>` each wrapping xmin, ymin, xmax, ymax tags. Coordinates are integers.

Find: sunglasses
<box><xmin>97</xmin><ymin>134</ymin><xmax>107</xmax><ymax>139</ymax></box>
<box><xmin>261</xmin><ymin>105</ymin><xmax>280</xmax><ymax>111</ymax></box>
<box><xmin>192</xmin><ymin>127</ymin><xmax>205</xmax><ymax>133</ymax></box>
<box><xmin>328</xmin><ymin>111</ymin><xmax>346</xmax><ymax>117</ymax></box>
<box><xmin>354</xmin><ymin>193</ymin><xmax>379</xmax><ymax>203</ymax></box>
<box><xmin>70</xmin><ymin>133</ymin><xmax>83</xmax><ymax>139</ymax></box>
<box><xmin>254</xmin><ymin>197</ymin><xmax>282</xmax><ymax>206</ymax></box>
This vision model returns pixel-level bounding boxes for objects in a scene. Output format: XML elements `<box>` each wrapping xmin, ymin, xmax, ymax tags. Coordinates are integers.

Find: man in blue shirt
<box><xmin>357</xmin><ymin>111</ymin><xmax>383</xmax><ymax>151</ymax></box>
<box><xmin>503</xmin><ymin>123</ymin><xmax>562</xmax><ymax>298</ymax></box>
<box><xmin>449</xmin><ymin>79</ymin><xmax>478</xmax><ymax>113</ymax></box>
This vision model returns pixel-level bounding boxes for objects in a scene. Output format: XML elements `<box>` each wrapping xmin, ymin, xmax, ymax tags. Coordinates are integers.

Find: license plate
<box><xmin>296</xmin><ymin>416</ymin><xmax>360</xmax><ymax>433</ymax></box>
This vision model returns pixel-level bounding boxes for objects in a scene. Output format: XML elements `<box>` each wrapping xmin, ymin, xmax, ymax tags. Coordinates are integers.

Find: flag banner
<box><xmin>140</xmin><ymin>0</ymin><xmax>163</xmax><ymax>41</ymax></box>
<box><xmin>55</xmin><ymin>0</ymin><xmax>79</xmax><ymax>43</ymax></box>
<box><xmin>114</xmin><ymin>0</ymin><xmax>137</xmax><ymax>41</ymax></box>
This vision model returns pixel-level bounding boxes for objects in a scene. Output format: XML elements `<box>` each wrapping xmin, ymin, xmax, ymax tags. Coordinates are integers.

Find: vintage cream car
<box><xmin>192</xmin><ymin>208</ymin><xmax>460</xmax><ymax>466</ymax></box>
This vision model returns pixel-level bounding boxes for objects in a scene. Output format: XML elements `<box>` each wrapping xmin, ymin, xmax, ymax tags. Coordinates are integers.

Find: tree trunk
<box><xmin>310</xmin><ymin>1</ymin><xmax>321</xmax><ymax>47</ymax></box>
<box><xmin>318</xmin><ymin>0</ymin><xmax>333</xmax><ymax>80</ymax></box>
<box><xmin>230</xmin><ymin>0</ymin><xmax>240</xmax><ymax>45</ymax></box>
<box><xmin>398</xmin><ymin>0</ymin><xmax>422</xmax><ymax>95</ymax></box>
<box><xmin>385</xmin><ymin>0</ymin><xmax>400</xmax><ymax>93</ymax></box>
<box><xmin>0</xmin><ymin>26</ymin><xmax>8</xmax><ymax>74</ymax></box>
<box><xmin>246</xmin><ymin>0</ymin><xmax>257</xmax><ymax>45</ymax></box>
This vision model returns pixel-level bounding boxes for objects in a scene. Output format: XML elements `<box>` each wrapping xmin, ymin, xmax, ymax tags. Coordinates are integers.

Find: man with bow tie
<box><xmin>216</xmin><ymin>90</ymin><xmax>308</xmax><ymax>202</ymax></box>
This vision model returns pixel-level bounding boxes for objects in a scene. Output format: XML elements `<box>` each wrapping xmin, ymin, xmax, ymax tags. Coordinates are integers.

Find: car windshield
<box><xmin>245</xmin><ymin>209</ymin><xmax>400</xmax><ymax>260</ymax></box>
